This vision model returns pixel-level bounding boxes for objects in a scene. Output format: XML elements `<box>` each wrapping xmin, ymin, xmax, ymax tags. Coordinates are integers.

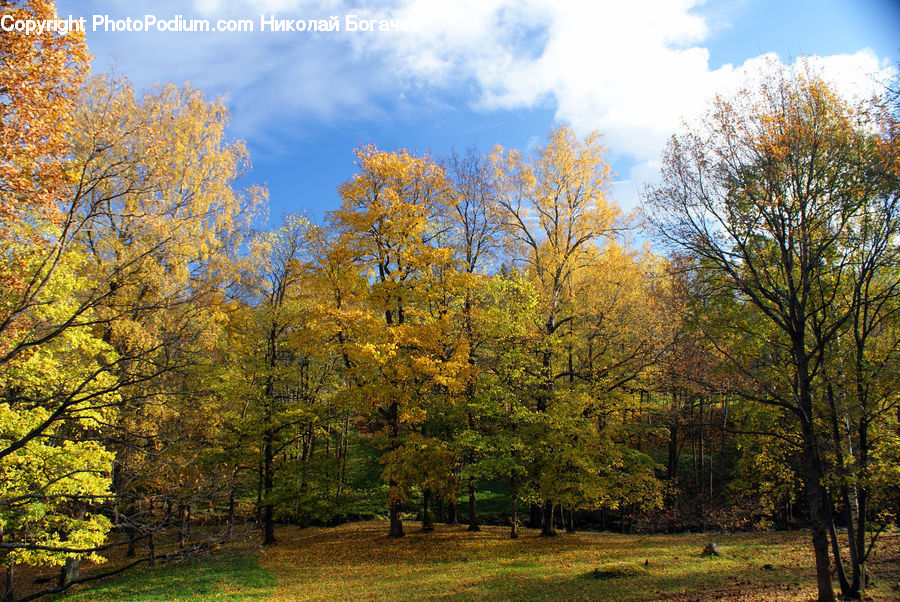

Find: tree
<box><xmin>1</xmin><ymin>70</ymin><xmax>262</xmax><ymax>596</ymax></box>
<box><xmin>0</xmin><ymin>247</ymin><xmax>116</xmax><ymax>601</ymax></box>
<box><xmin>66</xmin><ymin>74</ymin><xmax>263</xmax><ymax>561</ymax></box>
<box><xmin>648</xmin><ymin>63</ymin><xmax>900</xmax><ymax>600</ymax></box>
<box><xmin>228</xmin><ymin>216</ymin><xmax>310</xmax><ymax>545</ymax></box>
<box><xmin>489</xmin><ymin>124</ymin><xmax>619</xmax><ymax>535</ymax></box>
<box><xmin>1</xmin><ymin>3</ymin><xmax>94</xmax><ymax>596</ymax></box>
<box><xmin>0</xmin><ymin>0</ymin><xmax>88</xmax><ymax>228</ymax></box>
<box><xmin>327</xmin><ymin>145</ymin><xmax>467</xmax><ymax>538</ymax></box>
<box><xmin>468</xmin><ymin>269</ymin><xmax>541</xmax><ymax>538</ymax></box>
<box><xmin>444</xmin><ymin>148</ymin><xmax>499</xmax><ymax>532</ymax></box>
<box><xmin>0</xmin><ymin>0</ymin><xmax>88</xmax><ymax>365</ymax></box>
<box><xmin>218</xmin><ymin>215</ymin><xmax>346</xmax><ymax>543</ymax></box>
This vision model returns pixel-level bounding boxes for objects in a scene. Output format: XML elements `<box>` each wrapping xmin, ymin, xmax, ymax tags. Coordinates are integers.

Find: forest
<box><xmin>1</xmin><ymin>1</ymin><xmax>899</xmax><ymax>601</ymax></box>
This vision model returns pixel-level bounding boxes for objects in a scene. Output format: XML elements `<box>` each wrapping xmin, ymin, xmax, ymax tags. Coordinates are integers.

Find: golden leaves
<box><xmin>489</xmin><ymin>125</ymin><xmax>620</xmax><ymax>318</ymax></box>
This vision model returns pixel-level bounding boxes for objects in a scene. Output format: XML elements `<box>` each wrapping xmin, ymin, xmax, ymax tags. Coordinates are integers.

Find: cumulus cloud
<box><xmin>66</xmin><ymin>0</ymin><xmax>895</xmax><ymax>171</ymax></box>
<box><xmin>375</xmin><ymin>1</ymin><xmax>894</xmax><ymax>161</ymax></box>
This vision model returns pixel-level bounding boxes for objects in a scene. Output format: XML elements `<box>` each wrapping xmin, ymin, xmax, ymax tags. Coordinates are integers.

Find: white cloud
<box><xmin>374</xmin><ymin>1</ymin><xmax>894</xmax><ymax>161</ymax></box>
<box><xmin>359</xmin><ymin>0</ymin><xmax>895</xmax><ymax>201</ymax></box>
<box><xmin>68</xmin><ymin>0</ymin><xmax>895</xmax><ymax>173</ymax></box>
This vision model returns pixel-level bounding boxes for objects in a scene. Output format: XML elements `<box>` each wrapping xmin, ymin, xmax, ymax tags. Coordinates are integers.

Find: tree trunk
<box><xmin>58</xmin><ymin>557</ymin><xmax>80</xmax><ymax>589</ymax></box>
<box><xmin>825</xmin><ymin>384</ymin><xmax>856</xmax><ymax>597</ymax></box>
<box><xmin>255</xmin><ymin>457</ymin><xmax>264</xmax><ymax>526</ymax></box>
<box><xmin>717</xmin><ymin>396</ymin><xmax>728</xmax><ymax>494</ymax></box>
<box><xmin>799</xmin><ymin>415</ymin><xmax>835</xmax><ymax>601</ymax></box>
<box><xmin>126</xmin><ymin>524</ymin><xmax>137</xmax><ymax>557</ymax></box>
<box><xmin>435</xmin><ymin>496</ymin><xmax>445</xmax><ymax>523</ymax></box>
<box><xmin>339</xmin><ymin>412</ymin><xmax>350</xmax><ymax>495</ymax></box>
<box><xmin>148</xmin><ymin>498</ymin><xmax>156</xmax><ymax>566</ymax></box>
<box><xmin>226</xmin><ymin>467</ymin><xmax>238</xmax><ymax>537</ymax></box>
<box><xmin>540</xmin><ymin>500</ymin><xmax>556</xmax><ymax>537</ymax></box>
<box><xmin>2</xmin><ymin>562</ymin><xmax>13</xmax><ymax>602</ymax></box>
<box><xmin>422</xmin><ymin>489</ymin><xmax>434</xmax><ymax>532</ymax></box>
<box><xmin>689</xmin><ymin>398</ymin><xmax>697</xmax><ymax>492</ymax></box>
<box><xmin>698</xmin><ymin>396</ymin><xmax>704</xmax><ymax>497</ymax></box>
<box><xmin>447</xmin><ymin>500</ymin><xmax>458</xmax><ymax>525</ymax></box>
<box><xmin>57</xmin><ymin>503</ymin><xmax>85</xmax><ymax>585</ymax></box>
<box><xmin>803</xmin><ymin>466</ymin><xmax>835</xmax><ymax>602</ymax></box>
<box><xmin>845</xmin><ymin>478</ymin><xmax>861</xmax><ymax>595</ymax></box>
<box><xmin>389</xmin><ymin>494</ymin><xmax>404</xmax><ymax>538</ymax></box>
<box><xmin>263</xmin><ymin>428</ymin><xmax>277</xmax><ymax>545</ymax></box>
<box><xmin>791</xmin><ymin>340</ymin><xmax>835</xmax><ymax>602</ymax></box>
<box><xmin>666</xmin><ymin>392</ymin><xmax>680</xmax><ymax>482</ymax></box>
<box><xmin>854</xmin><ymin>415</ymin><xmax>869</xmax><ymax>599</ymax></box>
<box><xmin>827</xmin><ymin>519</ymin><xmax>851</xmax><ymax>595</ymax></box>
<box><xmin>387</xmin><ymin>401</ymin><xmax>405</xmax><ymax>538</ymax></box>
<box><xmin>510</xmin><ymin>480</ymin><xmax>519</xmax><ymax>539</ymax></box>
<box><xmin>179</xmin><ymin>504</ymin><xmax>190</xmax><ymax>549</ymax></box>
<box><xmin>467</xmin><ymin>477</ymin><xmax>480</xmax><ymax>532</ymax></box>
<box><xmin>566</xmin><ymin>506</ymin><xmax>575</xmax><ymax>533</ymax></box>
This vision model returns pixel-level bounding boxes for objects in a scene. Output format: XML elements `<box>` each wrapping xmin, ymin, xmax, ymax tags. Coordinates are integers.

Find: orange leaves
<box><xmin>0</xmin><ymin>0</ymin><xmax>88</xmax><ymax>224</ymax></box>
<box><xmin>1</xmin><ymin>0</ymin><xmax>89</xmax><ymax>304</ymax></box>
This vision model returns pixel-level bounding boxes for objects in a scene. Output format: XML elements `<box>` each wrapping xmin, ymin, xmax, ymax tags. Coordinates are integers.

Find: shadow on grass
<box><xmin>54</xmin><ymin>553</ymin><xmax>276</xmax><ymax>601</ymax></box>
<box><xmin>430</xmin><ymin>569</ymin><xmax>811</xmax><ymax>602</ymax></box>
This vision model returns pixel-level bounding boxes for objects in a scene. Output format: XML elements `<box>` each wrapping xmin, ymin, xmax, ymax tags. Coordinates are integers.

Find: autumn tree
<box><xmin>0</xmin><ymin>248</ymin><xmax>117</xmax><ymax>600</ymax></box>
<box><xmin>222</xmin><ymin>217</ymin><xmax>310</xmax><ymax>545</ymax></box>
<box><xmin>442</xmin><ymin>148</ymin><xmax>499</xmax><ymax>531</ymax></box>
<box><xmin>647</xmin><ymin>259</ymin><xmax>745</xmax><ymax>530</ymax></box>
<box><xmin>1</xmin><ymin>2</ymin><xmax>95</xmax><ymax>597</ymax></box>
<box><xmin>0</xmin><ymin>0</ymin><xmax>88</xmax><ymax>367</ymax></box>
<box><xmin>217</xmin><ymin>215</ymin><xmax>346</xmax><ymax>543</ymax></box>
<box><xmin>2</xmin><ymin>67</ymin><xmax>261</xmax><ymax>597</ymax></box>
<box><xmin>66</xmin><ymin>74</ymin><xmax>262</xmax><ymax>560</ymax></box>
<box><xmin>0</xmin><ymin>0</ymin><xmax>88</xmax><ymax>229</ymax></box>
<box><xmin>327</xmin><ymin>146</ymin><xmax>468</xmax><ymax>538</ymax></box>
<box><xmin>647</xmin><ymin>64</ymin><xmax>900</xmax><ymax>601</ymax></box>
<box><xmin>563</xmin><ymin>244</ymin><xmax>669</xmax><ymax>523</ymax></box>
<box><xmin>489</xmin><ymin>124</ymin><xmax>619</xmax><ymax>535</ymax></box>
<box><xmin>470</xmin><ymin>269</ymin><xmax>541</xmax><ymax>538</ymax></box>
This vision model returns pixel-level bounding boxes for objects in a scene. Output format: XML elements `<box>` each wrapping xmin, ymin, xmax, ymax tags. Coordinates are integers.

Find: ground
<box><xmin>45</xmin><ymin>521</ymin><xmax>900</xmax><ymax>601</ymax></box>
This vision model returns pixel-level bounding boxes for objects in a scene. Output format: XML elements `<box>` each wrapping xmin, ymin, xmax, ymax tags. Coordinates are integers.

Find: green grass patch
<box><xmin>55</xmin><ymin>552</ymin><xmax>276</xmax><ymax>601</ymax></box>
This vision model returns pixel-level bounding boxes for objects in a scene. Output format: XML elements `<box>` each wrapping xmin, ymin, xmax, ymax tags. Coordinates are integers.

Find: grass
<box><xmin>57</xmin><ymin>521</ymin><xmax>900</xmax><ymax>601</ymax></box>
<box><xmin>54</xmin><ymin>553</ymin><xmax>276</xmax><ymax>601</ymax></box>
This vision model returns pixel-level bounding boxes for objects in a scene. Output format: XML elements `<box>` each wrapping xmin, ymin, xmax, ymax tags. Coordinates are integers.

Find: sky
<box><xmin>55</xmin><ymin>0</ymin><xmax>900</xmax><ymax>229</ymax></box>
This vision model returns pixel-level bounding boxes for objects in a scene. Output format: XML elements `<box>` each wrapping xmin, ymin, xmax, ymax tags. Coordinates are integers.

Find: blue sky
<box><xmin>56</xmin><ymin>0</ymin><xmax>900</xmax><ymax>228</ymax></box>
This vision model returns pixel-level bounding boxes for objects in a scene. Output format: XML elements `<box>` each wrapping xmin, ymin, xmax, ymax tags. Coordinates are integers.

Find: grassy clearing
<box><xmin>54</xmin><ymin>553</ymin><xmax>276</xmax><ymax>601</ymax></box>
<box><xmin>59</xmin><ymin>521</ymin><xmax>900</xmax><ymax>601</ymax></box>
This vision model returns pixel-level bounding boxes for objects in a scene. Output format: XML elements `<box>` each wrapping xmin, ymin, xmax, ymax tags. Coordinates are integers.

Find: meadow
<box><xmin>50</xmin><ymin>522</ymin><xmax>900</xmax><ymax>601</ymax></box>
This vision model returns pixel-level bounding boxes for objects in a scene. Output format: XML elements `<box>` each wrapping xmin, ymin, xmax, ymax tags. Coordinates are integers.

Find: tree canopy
<box><xmin>1</xmin><ymin>7</ymin><xmax>898</xmax><ymax>599</ymax></box>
